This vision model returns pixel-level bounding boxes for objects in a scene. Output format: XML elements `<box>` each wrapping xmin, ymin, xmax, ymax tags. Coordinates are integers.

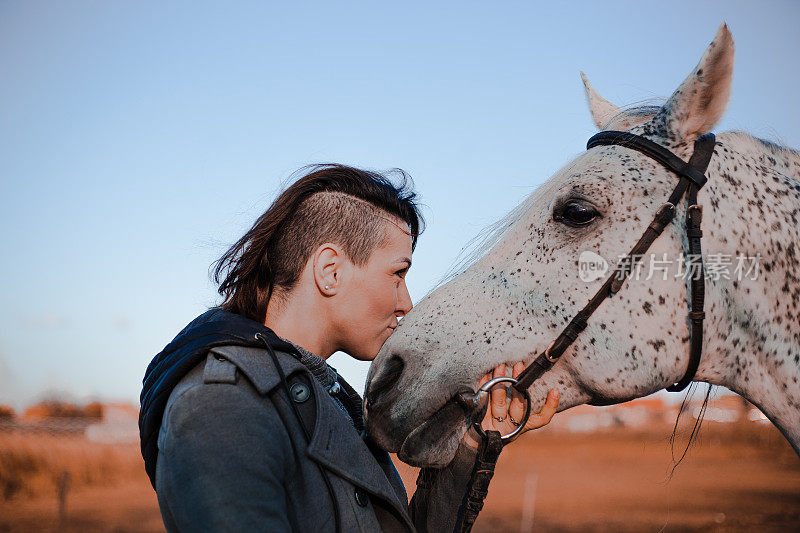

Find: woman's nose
<box><xmin>397</xmin><ymin>281</ymin><xmax>413</xmax><ymax>315</ymax></box>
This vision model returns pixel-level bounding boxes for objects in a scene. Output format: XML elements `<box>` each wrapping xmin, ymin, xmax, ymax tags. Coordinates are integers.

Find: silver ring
<box><xmin>509</xmin><ymin>416</ymin><xmax>521</xmax><ymax>427</ymax></box>
<box><xmin>472</xmin><ymin>376</ymin><xmax>532</xmax><ymax>443</ymax></box>
<box><xmin>493</xmin><ymin>415</ymin><xmax>506</xmax><ymax>422</ymax></box>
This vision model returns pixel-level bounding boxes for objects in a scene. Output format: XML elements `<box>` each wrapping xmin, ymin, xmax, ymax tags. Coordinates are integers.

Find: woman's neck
<box><xmin>264</xmin><ymin>292</ymin><xmax>335</xmax><ymax>359</ymax></box>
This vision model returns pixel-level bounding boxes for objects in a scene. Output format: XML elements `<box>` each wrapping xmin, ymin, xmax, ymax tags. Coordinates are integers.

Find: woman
<box><xmin>139</xmin><ymin>164</ymin><xmax>559</xmax><ymax>532</ymax></box>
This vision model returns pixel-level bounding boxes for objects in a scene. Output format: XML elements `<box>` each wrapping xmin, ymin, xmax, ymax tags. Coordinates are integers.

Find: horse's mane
<box><xmin>726</xmin><ymin>131</ymin><xmax>800</xmax><ymax>163</ymax></box>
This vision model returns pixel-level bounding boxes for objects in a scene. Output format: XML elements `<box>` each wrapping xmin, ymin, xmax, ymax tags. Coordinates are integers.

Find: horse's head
<box><xmin>365</xmin><ymin>25</ymin><xmax>735</xmax><ymax>467</ymax></box>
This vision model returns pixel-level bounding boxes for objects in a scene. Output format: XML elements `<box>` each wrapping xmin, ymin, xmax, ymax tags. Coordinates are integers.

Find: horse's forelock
<box><xmin>603</xmin><ymin>103</ymin><xmax>663</xmax><ymax>131</ymax></box>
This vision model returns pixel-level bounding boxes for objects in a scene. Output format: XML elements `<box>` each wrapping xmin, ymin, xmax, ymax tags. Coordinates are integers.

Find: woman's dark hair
<box><xmin>212</xmin><ymin>164</ymin><xmax>424</xmax><ymax>323</ymax></box>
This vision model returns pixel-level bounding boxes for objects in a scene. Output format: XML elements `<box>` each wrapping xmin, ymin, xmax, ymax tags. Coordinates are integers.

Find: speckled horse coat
<box><xmin>365</xmin><ymin>24</ymin><xmax>800</xmax><ymax>468</ymax></box>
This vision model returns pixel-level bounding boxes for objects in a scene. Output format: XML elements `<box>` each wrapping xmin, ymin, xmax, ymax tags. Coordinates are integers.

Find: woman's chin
<box><xmin>353</xmin><ymin>329</ymin><xmax>396</xmax><ymax>361</ymax></box>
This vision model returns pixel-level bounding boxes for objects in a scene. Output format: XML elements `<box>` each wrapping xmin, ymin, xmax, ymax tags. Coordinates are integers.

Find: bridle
<box><xmin>458</xmin><ymin>130</ymin><xmax>717</xmax><ymax>443</ymax></box>
<box><xmin>450</xmin><ymin>130</ymin><xmax>716</xmax><ymax>533</ymax></box>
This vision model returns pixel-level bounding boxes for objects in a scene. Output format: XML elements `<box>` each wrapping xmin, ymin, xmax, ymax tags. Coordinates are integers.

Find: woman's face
<box><xmin>335</xmin><ymin>220</ymin><xmax>413</xmax><ymax>361</ymax></box>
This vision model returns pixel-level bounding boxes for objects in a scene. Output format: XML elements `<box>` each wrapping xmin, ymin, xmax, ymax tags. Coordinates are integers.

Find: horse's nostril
<box><xmin>366</xmin><ymin>355</ymin><xmax>406</xmax><ymax>409</ymax></box>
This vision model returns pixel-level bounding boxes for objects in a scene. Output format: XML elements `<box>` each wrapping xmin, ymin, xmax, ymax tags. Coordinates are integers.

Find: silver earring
<box><xmin>324</xmin><ymin>285</ymin><xmax>330</xmax><ymax>290</ymax></box>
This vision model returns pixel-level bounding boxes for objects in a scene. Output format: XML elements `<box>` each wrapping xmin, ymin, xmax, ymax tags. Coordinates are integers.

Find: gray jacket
<box><xmin>155</xmin><ymin>344</ymin><xmax>477</xmax><ymax>532</ymax></box>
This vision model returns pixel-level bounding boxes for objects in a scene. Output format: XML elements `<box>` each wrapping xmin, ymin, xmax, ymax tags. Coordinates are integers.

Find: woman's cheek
<box><xmin>372</xmin><ymin>279</ymin><xmax>394</xmax><ymax>315</ymax></box>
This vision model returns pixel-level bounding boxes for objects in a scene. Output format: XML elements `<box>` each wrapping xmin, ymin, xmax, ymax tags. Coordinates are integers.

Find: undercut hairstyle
<box><xmin>212</xmin><ymin>164</ymin><xmax>424</xmax><ymax>323</ymax></box>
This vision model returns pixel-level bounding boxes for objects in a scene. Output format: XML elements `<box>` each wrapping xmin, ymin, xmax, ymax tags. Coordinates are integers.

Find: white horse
<box><xmin>365</xmin><ymin>24</ymin><xmax>800</xmax><ymax>468</ymax></box>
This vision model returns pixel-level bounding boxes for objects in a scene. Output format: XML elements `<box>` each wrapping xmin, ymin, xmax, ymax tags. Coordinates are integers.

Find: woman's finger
<box><xmin>490</xmin><ymin>364</ymin><xmax>507</xmax><ymax>421</ymax></box>
<box><xmin>508</xmin><ymin>362</ymin><xmax>526</xmax><ymax>425</ymax></box>
<box><xmin>526</xmin><ymin>388</ymin><xmax>560</xmax><ymax>430</ymax></box>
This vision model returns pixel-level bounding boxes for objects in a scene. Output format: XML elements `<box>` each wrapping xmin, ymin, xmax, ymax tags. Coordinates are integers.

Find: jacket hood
<box><xmin>139</xmin><ymin>308</ymin><xmax>296</xmax><ymax>488</ymax></box>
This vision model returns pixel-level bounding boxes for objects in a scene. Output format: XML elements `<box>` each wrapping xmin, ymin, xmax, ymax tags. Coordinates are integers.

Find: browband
<box><xmin>587</xmin><ymin>131</ymin><xmax>708</xmax><ymax>189</ymax></box>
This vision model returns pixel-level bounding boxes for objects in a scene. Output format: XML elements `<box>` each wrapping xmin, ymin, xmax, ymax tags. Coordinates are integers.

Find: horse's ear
<box><xmin>650</xmin><ymin>23</ymin><xmax>734</xmax><ymax>143</ymax></box>
<box><xmin>581</xmin><ymin>72</ymin><xmax>621</xmax><ymax>130</ymax></box>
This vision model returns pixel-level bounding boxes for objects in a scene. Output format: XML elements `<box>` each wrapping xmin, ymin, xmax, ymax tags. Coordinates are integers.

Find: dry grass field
<box><xmin>0</xmin><ymin>430</ymin><xmax>161</xmax><ymax>533</ymax></box>
<box><xmin>1</xmin><ymin>409</ymin><xmax>798</xmax><ymax>532</ymax></box>
<box><xmin>0</xmin><ymin>432</ymin><xmax>139</xmax><ymax>502</ymax></box>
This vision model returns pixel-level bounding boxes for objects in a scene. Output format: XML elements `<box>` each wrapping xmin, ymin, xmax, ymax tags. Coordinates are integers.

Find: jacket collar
<box><xmin>212</xmin><ymin>344</ymin><xmax>285</xmax><ymax>395</ymax></box>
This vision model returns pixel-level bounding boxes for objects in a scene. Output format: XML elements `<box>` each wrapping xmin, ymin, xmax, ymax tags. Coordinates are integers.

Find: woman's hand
<box><xmin>463</xmin><ymin>362</ymin><xmax>559</xmax><ymax>449</ymax></box>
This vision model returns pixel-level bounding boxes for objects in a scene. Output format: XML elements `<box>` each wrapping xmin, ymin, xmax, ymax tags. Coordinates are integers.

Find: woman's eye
<box><xmin>554</xmin><ymin>200</ymin><xmax>599</xmax><ymax>227</ymax></box>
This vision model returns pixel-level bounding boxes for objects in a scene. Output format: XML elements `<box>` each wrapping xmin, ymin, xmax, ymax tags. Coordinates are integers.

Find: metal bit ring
<box><xmin>472</xmin><ymin>376</ymin><xmax>532</xmax><ymax>444</ymax></box>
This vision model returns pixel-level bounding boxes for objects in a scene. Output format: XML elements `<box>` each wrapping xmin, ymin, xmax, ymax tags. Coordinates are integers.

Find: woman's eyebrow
<box><xmin>395</xmin><ymin>257</ymin><xmax>412</xmax><ymax>267</ymax></box>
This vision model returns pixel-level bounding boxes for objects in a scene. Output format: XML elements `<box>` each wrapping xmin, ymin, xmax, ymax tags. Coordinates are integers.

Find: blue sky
<box><xmin>1</xmin><ymin>1</ymin><xmax>798</xmax><ymax>407</ymax></box>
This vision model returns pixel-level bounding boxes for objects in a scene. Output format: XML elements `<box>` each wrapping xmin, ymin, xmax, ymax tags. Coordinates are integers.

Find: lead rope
<box><xmin>453</xmin><ymin>430</ymin><xmax>503</xmax><ymax>533</ymax></box>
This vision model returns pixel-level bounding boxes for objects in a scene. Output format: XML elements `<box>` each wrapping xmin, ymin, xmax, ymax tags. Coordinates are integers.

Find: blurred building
<box><xmin>548</xmin><ymin>392</ymin><xmax>764</xmax><ymax>433</ymax></box>
<box><xmin>85</xmin><ymin>403</ymin><xmax>140</xmax><ymax>444</ymax></box>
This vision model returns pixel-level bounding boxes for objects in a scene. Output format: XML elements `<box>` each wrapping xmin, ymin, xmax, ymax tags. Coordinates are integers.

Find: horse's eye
<box><xmin>554</xmin><ymin>200</ymin><xmax>599</xmax><ymax>227</ymax></box>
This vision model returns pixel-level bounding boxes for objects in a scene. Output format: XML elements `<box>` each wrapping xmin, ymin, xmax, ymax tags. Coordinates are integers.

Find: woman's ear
<box><xmin>648</xmin><ymin>23</ymin><xmax>734</xmax><ymax>144</ymax></box>
<box><xmin>313</xmin><ymin>243</ymin><xmax>346</xmax><ymax>295</ymax></box>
